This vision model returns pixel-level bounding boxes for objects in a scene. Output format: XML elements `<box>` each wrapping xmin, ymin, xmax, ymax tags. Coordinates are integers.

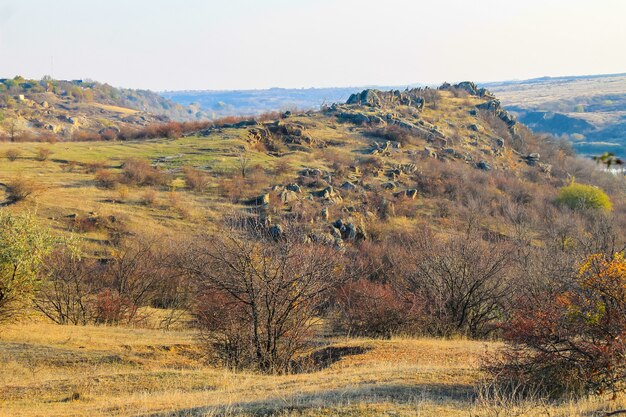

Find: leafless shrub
<box><xmin>333</xmin><ymin>278</ymin><xmax>413</xmax><ymax>338</ymax></box>
<box><xmin>6</xmin><ymin>176</ymin><xmax>41</xmax><ymax>202</ymax></box>
<box><xmin>392</xmin><ymin>227</ymin><xmax>513</xmax><ymax>338</ymax></box>
<box><xmin>94</xmin><ymin>169</ymin><xmax>120</xmax><ymax>189</ymax></box>
<box><xmin>183</xmin><ymin>166</ymin><xmax>211</xmax><ymax>192</ymax></box>
<box><xmin>5</xmin><ymin>148</ymin><xmax>21</xmax><ymax>161</ymax></box>
<box><xmin>121</xmin><ymin>158</ymin><xmax>170</xmax><ymax>187</ymax></box>
<box><xmin>34</xmin><ymin>250</ymin><xmax>102</xmax><ymax>325</ymax></box>
<box><xmin>185</xmin><ymin>227</ymin><xmax>344</xmax><ymax>373</ymax></box>
<box><xmin>36</xmin><ymin>147</ymin><xmax>53</xmax><ymax>161</ymax></box>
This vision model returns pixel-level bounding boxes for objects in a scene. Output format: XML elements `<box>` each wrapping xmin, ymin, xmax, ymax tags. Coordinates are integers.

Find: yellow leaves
<box><xmin>578</xmin><ymin>252</ymin><xmax>626</xmax><ymax>290</ymax></box>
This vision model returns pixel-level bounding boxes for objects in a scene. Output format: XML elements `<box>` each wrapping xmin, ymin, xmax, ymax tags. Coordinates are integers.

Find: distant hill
<box><xmin>482</xmin><ymin>73</ymin><xmax>626</xmax><ymax>158</ymax></box>
<box><xmin>0</xmin><ymin>76</ymin><xmax>207</xmax><ymax>141</ymax></box>
<box><xmin>161</xmin><ymin>85</ymin><xmax>415</xmax><ymax>118</ymax></box>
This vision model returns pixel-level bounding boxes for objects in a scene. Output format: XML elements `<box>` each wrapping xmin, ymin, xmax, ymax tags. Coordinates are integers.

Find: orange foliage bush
<box><xmin>493</xmin><ymin>253</ymin><xmax>626</xmax><ymax>398</ymax></box>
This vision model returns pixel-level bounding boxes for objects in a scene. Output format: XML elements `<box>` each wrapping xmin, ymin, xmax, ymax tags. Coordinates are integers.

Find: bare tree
<box><xmin>393</xmin><ymin>228</ymin><xmax>513</xmax><ymax>338</ymax></box>
<box><xmin>34</xmin><ymin>249</ymin><xmax>102</xmax><ymax>325</ymax></box>
<box><xmin>95</xmin><ymin>235</ymin><xmax>180</xmax><ymax>325</ymax></box>
<box><xmin>237</xmin><ymin>149</ymin><xmax>250</xmax><ymax>179</ymax></box>
<box><xmin>184</xmin><ymin>228</ymin><xmax>343</xmax><ymax>373</ymax></box>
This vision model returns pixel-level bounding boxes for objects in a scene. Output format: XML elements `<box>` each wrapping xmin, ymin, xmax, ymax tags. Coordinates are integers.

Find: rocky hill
<box><xmin>0</xmin><ymin>76</ymin><xmax>207</xmax><ymax>142</ymax></box>
<box><xmin>2</xmin><ymin>80</ymin><xmax>622</xmax><ymax>251</ymax></box>
<box><xmin>163</xmin><ymin>74</ymin><xmax>626</xmax><ymax>160</ymax></box>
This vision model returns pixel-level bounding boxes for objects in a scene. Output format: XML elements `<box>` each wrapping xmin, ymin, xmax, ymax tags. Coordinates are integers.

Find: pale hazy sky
<box><xmin>0</xmin><ymin>0</ymin><xmax>625</xmax><ymax>91</ymax></box>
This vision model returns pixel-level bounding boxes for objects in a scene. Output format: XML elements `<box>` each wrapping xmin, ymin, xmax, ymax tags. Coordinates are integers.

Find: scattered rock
<box><xmin>422</xmin><ymin>147</ymin><xmax>437</xmax><ymax>158</ymax></box>
<box><xmin>269</xmin><ymin>224</ymin><xmax>284</xmax><ymax>240</ymax></box>
<box><xmin>338</xmin><ymin>112</ymin><xmax>370</xmax><ymax>125</ymax></box>
<box><xmin>405</xmin><ymin>189</ymin><xmax>418</xmax><ymax>199</ymax></box>
<box><xmin>340</xmin><ymin>181</ymin><xmax>358</xmax><ymax>191</ymax></box>
<box><xmin>477</xmin><ymin>161</ymin><xmax>492</xmax><ymax>171</ymax></box>
<box><xmin>249</xmin><ymin>193</ymin><xmax>270</xmax><ymax>206</ymax></box>
<box><xmin>524</xmin><ymin>153</ymin><xmax>540</xmax><ymax>166</ymax></box>
<box><xmin>280</xmin><ymin>190</ymin><xmax>299</xmax><ymax>204</ymax></box>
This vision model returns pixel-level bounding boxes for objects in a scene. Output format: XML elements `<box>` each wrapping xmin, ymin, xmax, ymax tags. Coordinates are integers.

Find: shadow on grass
<box><xmin>290</xmin><ymin>345</ymin><xmax>371</xmax><ymax>373</ymax></box>
<box><xmin>141</xmin><ymin>382</ymin><xmax>475</xmax><ymax>417</ymax></box>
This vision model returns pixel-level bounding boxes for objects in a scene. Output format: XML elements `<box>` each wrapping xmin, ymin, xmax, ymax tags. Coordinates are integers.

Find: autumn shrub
<box><xmin>333</xmin><ymin>278</ymin><xmax>412</xmax><ymax>338</ymax></box>
<box><xmin>94</xmin><ymin>169</ymin><xmax>120</xmax><ymax>189</ymax></box>
<box><xmin>273</xmin><ymin>159</ymin><xmax>292</xmax><ymax>176</ymax></box>
<box><xmin>183</xmin><ymin>166</ymin><xmax>211</xmax><ymax>192</ymax></box>
<box><xmin>84</xmin><ymin>160</ymin><xmax>106</xmax><ymax>174</ymax></box>
<box><xmin>393</xmin><ymin>228</ymin><xmax>513</xmax><ymax>338</ymax></box>
<box><xmin>4</xmin><ymin>148</ymin><xmax>21</xmax><ymax>161</ymax></box>
<box><xmin>93</xmin><ymin>288</ymin><xmax>136</xmax><ymax>325</ymax></box>
<box><xmin>140</xmin><ymin>189</ymin><xmax>157</xmax><ymax>206</ymax></box>
<box><xmin>35</xmin><ymin>250</ymin><xmax>102</xmax><ymax>325</ymax></box>
<box><xmin>491</xmin><ymin>253</ymin><xmax>626</xmax><ymax>399</ymax></box>
<box><xmin>6</xmin><ymin>176</ymin><xmax>40</xmax><ymax>202</ymax></box>
<box><xmin>187</xmin><ymin>229</ymin><xmax>343</xmax><ymax>373</ymax></box>
<box><xmin>121</xmin><ymin>158</ymin><xmax>170</xmax><ymax>187</ymax></box>
<box><xmin>557</xmin><ymin>182</ymin><xmax>612</xmax><ymax>211</ymax></box>
<box><xmin>36</xmin><ymin>147</ymin><xmax>53</xmax><ymax>161</ymax></box>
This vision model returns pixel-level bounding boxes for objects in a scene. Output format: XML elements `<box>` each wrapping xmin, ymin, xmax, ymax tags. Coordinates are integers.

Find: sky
<box><xmin>0</xmin><ymin>0</ymin><xmax>625</xmax><ymax>91</ymax></box>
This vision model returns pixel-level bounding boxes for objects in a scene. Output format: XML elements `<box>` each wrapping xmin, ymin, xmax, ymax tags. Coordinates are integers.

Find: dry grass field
<box><xmin>0</xmin><ymin>321</ymin><xmax>624</xmax><ymax>417</ymax></box>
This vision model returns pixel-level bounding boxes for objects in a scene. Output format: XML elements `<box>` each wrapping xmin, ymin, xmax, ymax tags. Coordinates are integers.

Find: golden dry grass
<box><xmin>1</xmin><ymin>322</ymin><xmax>625</xmax><ymax>417</ymax></box>
<box><xmin>90</xmin><ymin>103</ymin><xmax>140</xmax><ymax>115</ymax></box>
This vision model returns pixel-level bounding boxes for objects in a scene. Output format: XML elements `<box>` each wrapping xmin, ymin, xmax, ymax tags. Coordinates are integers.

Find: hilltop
<box><xmin>0</xmin><ymin>76</ymin><xmax>207</xmax><ymax>142</ymax></box>
<box><xmin>162</xmin><ymin>73</ymin><xmax>626</xmax><ymax>159</ymax></box>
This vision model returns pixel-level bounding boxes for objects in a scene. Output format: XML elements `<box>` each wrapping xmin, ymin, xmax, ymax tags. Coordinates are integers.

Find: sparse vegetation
<box><xmin>4</xmin><ymin>148</ymin><xmax>21</xmax><ymax>161</ymax></box>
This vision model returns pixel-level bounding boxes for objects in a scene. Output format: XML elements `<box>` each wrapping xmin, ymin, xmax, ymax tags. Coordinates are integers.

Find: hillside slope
<box><xmin>0</xmin><ymin>77</ymin><xmax>207</xmax><ymax>142</ymax></box>
<box><xmin>0</xmin><ymin>81</ymin><xmax>623</xmax><ymax>246</ymax></box>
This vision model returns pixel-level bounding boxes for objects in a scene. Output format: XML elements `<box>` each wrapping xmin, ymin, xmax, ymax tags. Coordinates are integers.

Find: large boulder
<box><xmin>346</xmin><ymin>89</ymin><xmax>382</xmax><ymax>107</ymax></box>
<box><xmin>477</xmin><ymin>160</ymin><xmax>492</xmax><ymax>171</ymax></box>
<box><xmin>340</xmin><ymin>181</ymin><xmax>358</xmax><ymax>191</ymax></box>
<box><xmin>338</xmin><ymin>112</ymin><xmax>370</xmax><ymax>125</ymax></box>
<box><xmin>249</xmin><ymin>193</ymin><xmax>270</xmax><ymax>206</ymax></box>
<box><xmin>280</xmin><ymin>190</ymin><xmax>299</xmax><ymax>204</ymax></box>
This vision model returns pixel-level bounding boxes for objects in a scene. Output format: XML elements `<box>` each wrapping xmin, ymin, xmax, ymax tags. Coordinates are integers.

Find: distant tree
<box><xmin>4</xmin><ymin>119</ymin><xmax>20</xmax><ymax>142</ymax></box>
<box><xmin>238</xmin><ymin>150</ymin><xmax>250</xmax><ymax>179</ymax></box>
<box><xmin>593</xmin><ymin>152</ymin><xmax>624</xmax><ymax>170</ymax></box>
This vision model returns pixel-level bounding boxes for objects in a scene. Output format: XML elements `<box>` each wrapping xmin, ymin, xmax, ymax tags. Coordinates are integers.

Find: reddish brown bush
<box><xmin>121</xmin><ymin>158</ymin><xmax>170</xmax><ymax>187</ymax></box>
<box><xmin>94</xmin><ymin>169</ymin><xmax>119</xmax><ymax>189</ymax></box>
<box><xmin>186</xmin><ymin>229</ymin><xmax>344</xmax><ymax>373</ymax></box>
<box><xmin>93</xmin><ymin>288</ymin><xmax>136</xmax><ymax>325</ymax></box>
<box><xmin>491</xmin><ymin>253</ymin><xmax>626</xmax><ymax>399</ymax></box>
<box><xmin>183</xmin><ymin>166</ymin><xmax>211</xmax><ymax>192</ymax></box>
<box><xmin>333</xmin><ymin>278</ymin><xmax>413</xmax><ymax>338</ymax></box>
